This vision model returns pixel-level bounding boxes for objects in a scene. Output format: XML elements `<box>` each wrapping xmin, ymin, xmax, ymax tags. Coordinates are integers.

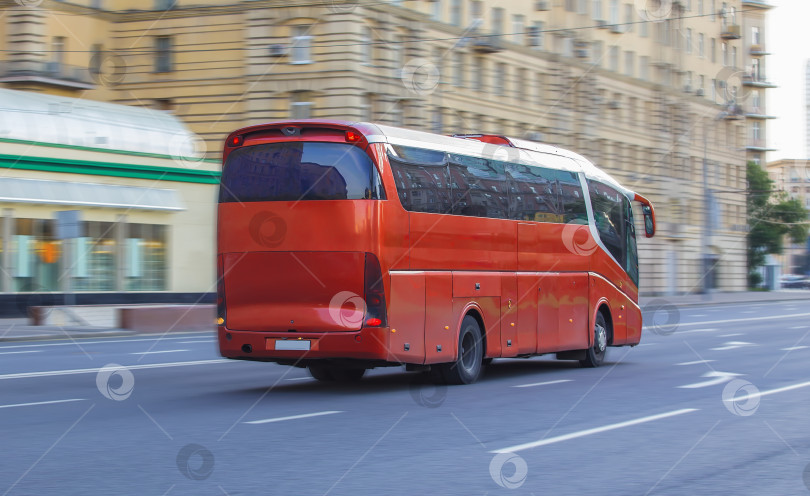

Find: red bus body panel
<box><xmin>217</xmin><ymin>120</ymin><xmax>646</xmax><ymax>366</ymax></box>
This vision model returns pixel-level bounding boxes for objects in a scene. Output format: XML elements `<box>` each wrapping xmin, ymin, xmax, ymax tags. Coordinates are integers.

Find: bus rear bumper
<box><xmin>217</xmin><ymin>326</ymin><xmax>391</xmax><ymax>362</ymax></box>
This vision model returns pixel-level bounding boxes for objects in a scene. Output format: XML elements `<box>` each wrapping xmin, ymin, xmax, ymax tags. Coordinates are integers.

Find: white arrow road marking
<box><xmin>677</xmin><ymin>371</ymin><xmax>743</xmax><ymax>389</ymax></box>
<box><xmin>676</xmin><ymin>360</ymin><xmax>717</xmax><ymax>366</ymax></box>
<box><xmin>781</xmin><ymin>346</ymin><xmax>809</xmax><ymax>351</ymax></box>
<box><xmin>710</xmin><ymin>341</ymin><xmax>756</xmax><ymax>351</ymax></box>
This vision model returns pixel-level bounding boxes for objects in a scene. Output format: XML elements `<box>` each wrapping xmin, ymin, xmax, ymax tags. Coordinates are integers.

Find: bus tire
<box><xmin>439</xmin><ymin>315</ymin><xmax>484</xmax><ymax>385</ymax></box>
<box><xmin>580</xmin><ymin>312</ymin><xmax>608</xmax><ymax>368</ymax></box>
<box><xmin>309</xmin><ymin>364</ymin><xmax>366</xmax><ymax>382</ymax></box>
<box><xmin>309</xmin><ymin>364</ymin><xmax>335</xmax><ymax>382</ymax></box>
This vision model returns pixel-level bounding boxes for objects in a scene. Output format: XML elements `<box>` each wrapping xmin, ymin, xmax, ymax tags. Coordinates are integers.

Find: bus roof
<box><xmin>227</xmin><ymin>119</ymin><xmax>631</xmax><ymax>196</ymax></box>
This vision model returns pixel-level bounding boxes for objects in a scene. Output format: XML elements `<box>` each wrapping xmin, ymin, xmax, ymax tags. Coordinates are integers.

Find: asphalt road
<box><xmin>2</xmin><ymin>299</ymin><xmax>810</xmax><ymax>495</ymax></box>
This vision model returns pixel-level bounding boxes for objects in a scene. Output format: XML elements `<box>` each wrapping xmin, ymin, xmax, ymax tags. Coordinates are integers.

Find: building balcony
<box><xmin>721</xmin><ymin>25</ymin><xmax>741</xmax><ymax>40</ymax></box>
<box><xmin>742</xmin><ymin>74</ymin><xmax>777</xmax><ymax>88</ymax></box>
<box><xmin>749</xmin><ymin>44</ymin><xmax>769</xmax><ymax>56</ymax></box>
<box><xmin>745</xmin><ymin>107</ymin><xmax>776</xmax><ymax>119</ymax></box>
<box><xmin>0</xmin><ymin>61</ymin><xmax>95</xmax><ymax>90</ymax></box>
<box><xmin>746</xmin><ymin>139</ymin><xmax>776</xmax><ymax>151</ymax></box>
<box><xmin>470</xmin><ymin>35</ymin><xmax>503</xmax><ymax>53</ymax></box>
<box><xmin>742</xmin><ymin>0</ymin><xmax>775</xmax><ymax>9</ymax></box>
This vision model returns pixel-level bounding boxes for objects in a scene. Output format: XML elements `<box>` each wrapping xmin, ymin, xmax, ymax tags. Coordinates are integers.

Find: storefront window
<box><xmin>13</xmin><ymin>218</ymin><xmax>62</xmax><ymax>292</ymax></box>
<box><xmin>125</xmin><ymin>223</ymin><xmax>167</xmax><ymax>291</ymax></box>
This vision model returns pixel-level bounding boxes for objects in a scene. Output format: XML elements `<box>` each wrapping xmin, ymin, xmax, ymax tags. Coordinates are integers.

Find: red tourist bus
<box><xmin>217</xmin><ymin>120</ymin><xmax>656</xmax><ymax>384</ymax></box>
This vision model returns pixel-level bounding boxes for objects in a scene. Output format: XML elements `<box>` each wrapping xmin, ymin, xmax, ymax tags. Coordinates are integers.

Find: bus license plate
<box><xmin>274</xmin><ymin>339</ymin><xmax>310</xmax><ymax>351</ymax></box>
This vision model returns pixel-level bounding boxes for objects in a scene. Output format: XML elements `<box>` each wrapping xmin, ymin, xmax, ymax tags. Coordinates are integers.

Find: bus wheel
<box><xmin>331</xmin><ymin>368</ymin><xmax>365</xmax><ymax>382</ymax></box>
<box><xmin>309</xmin><ymin>364</ymin><xmax>365</xmax><ymax>382</ymax></box>
<box><xmin>580</xmin><ymin>312</ymin><xmax>608</xmax><ymax>368</ymax></box>
<box><xmin>439</xmin><ymin>315</ymin><xmax>484</xmax><ymax>385</ymax></box>
<box><xmin>308</xmin><ymin>364</ymin><xmax>335</xmax><ymax>382</ymax></box>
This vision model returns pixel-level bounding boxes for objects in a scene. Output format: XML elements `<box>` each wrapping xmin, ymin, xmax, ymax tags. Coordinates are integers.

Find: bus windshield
<box><xmin>219</xmin><ymin>141</ymin><xmax>384</xmax><ymax>203</ymax></box>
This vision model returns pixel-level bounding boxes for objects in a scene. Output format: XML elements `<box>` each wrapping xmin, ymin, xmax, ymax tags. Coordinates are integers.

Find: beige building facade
<box><xmin>0</xmin><ymin>0</ymin><xmax>775</xmax><ymax>295</ymax></box>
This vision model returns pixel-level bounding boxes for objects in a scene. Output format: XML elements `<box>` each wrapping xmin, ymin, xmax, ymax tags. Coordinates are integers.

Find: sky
<box><xmin>766</xmin><ymin>0</ymin><xmax>810</xmax><ymax>160</ymax></box>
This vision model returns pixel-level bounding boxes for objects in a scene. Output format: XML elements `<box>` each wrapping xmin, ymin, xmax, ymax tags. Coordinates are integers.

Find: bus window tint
<box><xmin>556</xmin><ymin>171</ymin><xmax>588</xmax><ymax>224</ymax></box>
<box><xmin>588</xmin><ymin>180</ymin><xmax>627</xmax><ymax>267</ymax></box>
<box><xmin>388</xmin><ymin>145</ymin><xmax>450</xmax><ymax>214</ymax></box>
<box><xmin>219</xmin><ymin>142</ymin><xmax>383</xmax><ymax>203</ymax></box>
<box><xmin>448</xmin><ymin>154</ymin><xmax>509</xmax><ymax>218</ymax></box>
<box><xmin>506</xmin><ymin>163</ymin><xmax>564</xmax><ymax>222</ymax></box>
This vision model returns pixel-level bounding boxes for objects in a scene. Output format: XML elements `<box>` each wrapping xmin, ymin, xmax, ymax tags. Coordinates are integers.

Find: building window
<box><xmin>752</xmin><ymin>89</ymin><xmax>761</xmax><ymax>111</ymax></box>
<box><xmin>474</xmin><ymin>57</ymin><xmax>484</xmax><ymax>92</ymax></box>
<box><xmin>752</xmin><ymin>26</ymin><xmax>761</xmax><ymax>45</ymax></box>
<box><xmin>699</xmin><ymin>0</ymin><xmax>703</xmax><ymax>15</ymax></box>
<box><xmin>593</xmin><ymin>41</ymin><xmax>604</xmax><ymax>68</ymax></box>
<box><xmin>432</xmin><ymin>0</ymin><xmax>442</xmax><ymax>21</ymax></box>
<box><xmin>698</xmin><ymin>33</ymin><xmax>704</xmax><ymax>58</ymax></box>
<box><xmin>124</xmin><ymin>224</ymin><xmax>168</xmax><ymax>291</ymax></box>
<box><xmin>640</xmin><ymin>14</ymin><xmax>648</xmax><ymax>37</ymax></box>
<box><xmin>450</xmin><ymin>0</ymin><xmax>462</xmax><ymax>26</ymax></box>
<box><xmin>492</xmin><ymin>7</ymin><xmax>504</xmax><ymax>36</ymax></box>
<box><xmin>52</xmin><ymin>36</ymin><xmax>66</xmax><ymax>68</ymax></box>
<box><xmin>578</xmin><ymin>0</ymin><xmax>588</xmax><ymax>14</ymax></box>
<box><xmin>290</xmin><ymin>92</ymin><xmax>313</xmax><ymax>119</ymax></box>
<box><xmin>291</xmin><ymin>26</ymin><xmax>312</xmax><ymax>64</ymax></box>
<box><xmin>640</xmin><ymin>55</ymin><xmax>649</xmax><ymax>80</ymax></box>
<box><xmin>513</xmin><ymin>15</ymin><xmax>525</xmax><ymax>44</ymax></box>
<box><xmin>431</xmin><ymin>107</ymin><xmax>443</xmax><ymax>134</ymax></box>
<box><xmin>752</xmin><ymin>121</ymin><xmax>761</xmax><ymax>141</ymax></box>
<box><xmin>470</xmin><ymin>0</ymin><xmax>482</xmax><ymax>20</ymax></box>
<box><xmin>624</xmin><ymin>51</ymin><xmax>634</xmax><ymax>77</ymax></box>
<box><xmin>154</xmin><ymin>36</ymin><xmax>172</xmax><ymax>72</ymax></box>
<box><xmin>686</xmin><ymin>28</ymin><xmax>692</xmax><ymax>53</ymax></box>
<box><xmin>624</xmin><ymin>4</ymin><xmax>634</xmax><ymax>33</ymax></box>
<box><xmin>711</xmin><ymin>38</ymin><xmax>716</xmax><ymax>63</ymax></box>
<box><xmin>453</xmin><ymin>51</ymin><xmax>464</xmax><ymax>87</ymax></box>
<box><xmin>536</xmin><ymin>73</ymin><xmax>544</xmax><ymax>105</ymax></box>
<box><xmin>529</xmin><ymin>21</ymin><xmax>544</xmax><ymax>48</ymax></box>
<box><xmin>495</xmin><ymin>63</ymin><xmax>507</xmax><ymax>96</ymax></box>
<box><xmin>90</xmin><ymin>43</ymin><xmax>103</xmax><ymax>75</ymax></box>
<box><xmin>566</xmin><ymin>0</ymin><xmax>576</xmax><ymax>12</ymax></box>
<box><xmin>721</xmin><ymin>42</ymin><xmax>727</xmax><ymax>66</ymax></box>
<box><xmin>515</xmin><ymin>68</ymin><xmax>526</xmax><ymax>100</ymax></box>
<box><xmin>609</xmin><ymin>45</ymin><xmax>619</xmax><ymax>72</ymax></box>
<box><xmin>593</xmin><ymin>0</ymin><xmax>603</xmax><ymax>20</ymax></box>
<box><xmin>155</xmin><ymin>0</ymin><xmax>175</xmax><ymax>9</ymax></box>
<box><xmin>609</xmin><ymin>0</ymin><xmax>619</xmax><ymax>24</ymax></box>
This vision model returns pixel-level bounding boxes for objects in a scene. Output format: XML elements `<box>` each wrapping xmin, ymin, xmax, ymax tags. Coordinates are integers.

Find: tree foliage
<box><xmin>747</xmin><ymin>161</ymin><xmax>810</xmax><ymax>285</ymax></box>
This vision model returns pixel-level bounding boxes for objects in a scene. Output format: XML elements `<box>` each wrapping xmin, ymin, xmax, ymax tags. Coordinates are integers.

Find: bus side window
<box><xmin>587</xmin><ymin>180</ymin><xmax>627</xmax><ymax>267</ymax></box>
<box><xmin>388</xmin><ymin>145</ymin><xmax>450</xmax><ymax>214</ymax></box>
<box><xmin>505</xmin><ymin>163</ymin><xmax>563</xmax><ymax>223</ymax></box>
<box><xmin>448</xmin><ymin>154</ymin><xmax>509</xmax><ymax>219</ymax></box>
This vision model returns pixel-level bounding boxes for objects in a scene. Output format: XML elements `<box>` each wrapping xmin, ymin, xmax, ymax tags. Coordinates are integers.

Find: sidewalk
<box><xmin>0</xmin><ymin>318</ymin><xmax>137</xmax><ymax>342</ymax></box>
<box><xmin>639</xmin><ymin>290</ymin><xmax>810</xmax><ymax>308</ymax></box>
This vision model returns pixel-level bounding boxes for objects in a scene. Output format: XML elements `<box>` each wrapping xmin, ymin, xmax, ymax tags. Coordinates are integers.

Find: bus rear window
<box><xmin>219</xmin><ymin>142</ymin><xmax>384</xmax><ymax>203</ymax></box>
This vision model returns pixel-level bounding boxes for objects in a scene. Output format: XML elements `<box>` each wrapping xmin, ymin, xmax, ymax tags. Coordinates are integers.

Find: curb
<box><xmin>0</xmin><ymin>329</ymin><xmax>137</xmax><ymax>343</ymax></box>
<box><xmin>639</xmin><ymin>294</ymin><xmax>810</xmax><ymax>309</ymax></box>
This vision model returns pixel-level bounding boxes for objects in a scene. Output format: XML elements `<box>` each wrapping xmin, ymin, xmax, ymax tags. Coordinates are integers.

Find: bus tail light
<box><xmin>363</xmin><ymin>253</ymin><xmax>387</xmax><ymax>327</ymax></box>
<box><xmin>217</xmin><ymin>255</ymin><xmax>226</xmax><ymax>326</ymax></box>
<box><xmin>346</xmin><ymin>130</ymin><xmax>362</xmax><ymax>142</ymax></box>
<box><xmin>229</xmin><ymin>135</ymin><xmax>243</xmax><ymax>147</ymax></box>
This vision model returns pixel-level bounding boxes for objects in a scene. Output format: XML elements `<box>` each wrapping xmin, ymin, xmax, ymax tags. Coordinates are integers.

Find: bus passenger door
<box><xmin>557</xmin><ymin>273</ymin><xmax>590</xmax><ymax>351</ymax></box>
<box><xmin>501</xmin><ymin>274</ymin><xmax>519</xmax><ymax>357</ymax></box>
<box><xmin>387</xmin><ymin>271</ymin><xmax>426</xmax><ymax>364</ymax></box>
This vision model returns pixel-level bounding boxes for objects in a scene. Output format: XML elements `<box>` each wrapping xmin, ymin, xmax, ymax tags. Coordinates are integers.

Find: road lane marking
<box><xmin>285</xmin><ymin>377</ymin><xmax>311</xmax><ymax>381</ymax></box>
<box><xmin>670</xmin><ymin>328</ymin><xmax>718</xmax><ymax>335</ymax></box>
<box><xmin>676</xmin><ymin>370</ymin><xmax>743</xmax><ymax>389</ymax></box>
<box><xmin>781</xmin><ymin>346</ymin><xmax>809</xmax><ymax>351</ymax></box>
<box><xmin>178</xmin><ymin>340</ymin><xmax>217</xmax><ymax>344</ymax></box>
<box><xmin>710</xmin><ymin>341</ymin><xmax>756</xmax><ymax>351</ymax></box>
<box><xmin>724</xmin><ymin>380</ymin><xmax>810</xmax><ymax>403</ymax></box>
<box><xmin>512</xmin><ymin>379</ymin><xmax>573</xmax><ymax>388</ymax></box>
<box><xmin>719</xmin><ymin>333</ymin><xmax>743</xmax><ymax>337</ymax></box>
<box><xmin>660</xmin><ymin>312</ymin><xmax>810</xmax><ymax>328</ymax></box>
<box><xmin>491</xmin><ymin>409</ymin><xmax>698</xmax><ymax>453</ymax></box>
<box><xmin>677</xmin><ymin>371</ymin><xmax>742</xmax><ymax>389</ymax></box>
<box><xmin>790</xmin><ymin>326</ymin><xmax>808</xmax><ymax>330</ymax></box>
<box><xmin>676</xmin><ymin>360</ymin><xmax>716</xmax><ymax>366</ymax></box>
<box><xmin>0</xmin><ymin>359</ymin><xmax>233</xmax><ymax>380</ymax></box>
<box><xmin>0</xmin><ymin>333</ymin><xmax>214</xmax><ymax>350</ymax></box>
<box><xmin>244</xmin><ymin>411</ymin><xmax>343</xmax><ymax>425</ymax></box>
<box><xmin>0</xmin><ymin>350</ymin><xmax>42</xmax><ymax>355</ymax></box>
<box><xmin>130</xmin><ymin>349</ymin><xmax>189</xmax><ymax>355</ymax></box>
<box><xmin>0</xmin><ymin>398</ymin><xmax>85</xmax><ymax>409</ymax></box>
<box><xmin>692</xmin><ymin>314</ymin><xmax>707</xmax><ymax>317</ymax></box>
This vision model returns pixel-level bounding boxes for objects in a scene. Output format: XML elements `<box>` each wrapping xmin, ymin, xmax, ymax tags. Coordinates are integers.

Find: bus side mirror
<box><xmin>642</xmin><ymin>204</ymin><xmax>655</xmax><ymax>238</ymax></box>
